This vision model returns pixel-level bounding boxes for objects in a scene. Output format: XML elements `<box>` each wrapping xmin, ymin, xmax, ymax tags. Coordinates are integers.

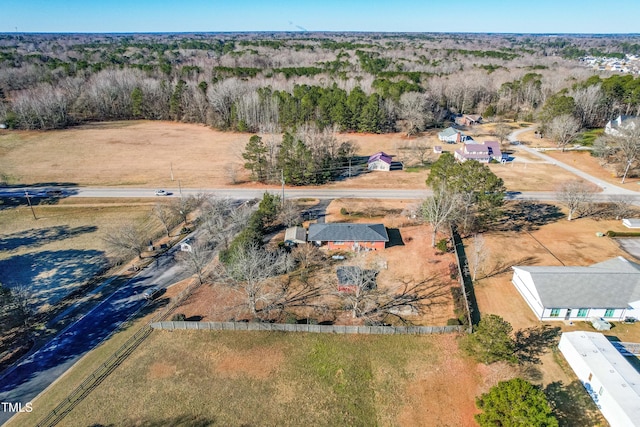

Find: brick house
<box><xmin>454</xmin><ymin>114</ymin><xmax>482</xmax><ymax>126</ymax></box>
<box><xmin>308</xmin><ymin>223</ymin><xmax>389</xmax><ymax>251</ymax></box>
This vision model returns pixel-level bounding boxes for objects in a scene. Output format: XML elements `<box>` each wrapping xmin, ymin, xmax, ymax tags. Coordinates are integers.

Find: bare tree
<box><xmin>592</xmin><ymin>136</ymin><xmax>614</xmax><ymax>165</ymax></box>
<box><xmin>614</xmin><ymin>121</ymin><xmax>640</xmax><ymax>183</ymax></box>
<box><xmin>170</xmin><ymin>194</ymin><xmax>202</xmax><ymax>226</ymax></box>
<box><xmin>557</xmin><ymin>180</ymin><xmax>596</xmax><ymax>221</ymax></box>
<box><xmin>278</xmin><ymin>200</ymin><xmax>302</xmax><ymax>227</ymax></box>
<box><xmin>224</xmin><ymin>163</ymin><xmax>241</xmax><ymax>185</ymax></box>
<box><xmin>469</xmin><ymin>234</ymin><xmax>489</xmax><ymax>281</ymax></box>
<box><xmin>216</xmin><ymin>244</ymin><xmax>294</xmax><ymax>319</ymax></box>
<box><xmin>335</xmin><ymin>262</ymin><xmax>449</xmax><ymax>323</ymax></box>
<box><xmin>151</xmin><ymin>203</ymin><xmax>178</xmax><ymax>237</ymax></box>
<box><xmin>177</xmin><ymin>240</ymin><xmax>213</xmax><ymax>284</ymax></box>
<box><xmin>10</xmin><ymin>284</ymin><xmax>35</xmax><ymax>327</ymax></box>
<box><xmin>493</xmin><ymin>123</ymin><xmax>512</xmax><ymax>149</ymax></box>
<box><xmin>548</xmin><ymin>114</ymin><xmax>581</xmax><ymax>152</ymax></box>
<box><xmin>398</xmin><ymin>92</ymin><xmax>429</xmax><ymax>136</ymax></box>
<box><xmin>291</xmin><ymin>244</ymin><xmax>324</xmax><ymax>270</ymax></box>
<box><xmin>103</xmin><ymin>222</ymin><xmax>150</xmax><ymax>260</ymax></box>
<box><xmin>608</xmin><ymin>195</ymin><xmax>634</xmax><ymax>220</ymax></box>
<box><xmin>420</xmin><ymin>185</ymin><xmax>461</xmax><ymax>246</ymax></box>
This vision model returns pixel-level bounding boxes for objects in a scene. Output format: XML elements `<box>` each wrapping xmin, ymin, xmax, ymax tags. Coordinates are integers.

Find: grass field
<box><xmin>0</xmin><ymin>121</ymin><xmax>596</xmax><ymax>192</ymax></box>
<box><xmin>10</xmin><ymin>327</ymin><xmax>490</xmax><ymax>427</ymax></box>
<box><xmin>0</xmin><ymin>199</ymin><xmax>160</xmax><ymax>311</ymax></box>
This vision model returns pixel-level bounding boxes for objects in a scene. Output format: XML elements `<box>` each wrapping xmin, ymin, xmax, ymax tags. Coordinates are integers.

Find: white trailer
<box><xmin>558</xmin><ymin>331</ymin><xmax>640</xmax><ymax>427</ymax></box>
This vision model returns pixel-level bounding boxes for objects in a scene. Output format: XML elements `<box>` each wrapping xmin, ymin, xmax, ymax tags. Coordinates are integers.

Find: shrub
<box><xmin>447</xmin><ymin>318</ymin><xmax>462</xmax><ymax>326</ymax></box>
<box><xmin>171</xmin><ymin>313</ymin><xmax>187</xmax><ymax>321</ymax></box>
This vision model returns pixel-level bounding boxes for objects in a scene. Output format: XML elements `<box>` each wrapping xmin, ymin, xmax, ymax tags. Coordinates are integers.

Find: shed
<box><xmin>284</xmin><ymin>226</ymin><xmax>307</xmax><ymax>245</ymax></box>
<box><xmin>558</xmin><ymin>332</ymin><xmax>640</xmax><ymax>427</ymax></box>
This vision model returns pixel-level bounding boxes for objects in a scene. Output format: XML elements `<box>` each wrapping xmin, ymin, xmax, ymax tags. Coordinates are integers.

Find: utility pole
<box><xmin>24</xmin><ymin>191</ymin><xmax>37</xmax><ymax>220</ymax></box>
<box><xmin>178</xmin><ymin>179</ymin><xmax>183</xmax><ymax>198</ymax></box>
<box><xmin>170</xmin><ymin>162</ymin><xmax>174</xmax><ymax>181</ymax></box>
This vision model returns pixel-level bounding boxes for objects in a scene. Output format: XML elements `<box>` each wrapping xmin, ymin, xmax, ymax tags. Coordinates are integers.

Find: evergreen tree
<box><xmin>242</xmin><ymin>135</ymin><xmax>269</xmax><ymax>182</ymax></box>
<box><xmin>476</xmin><ymin>378</ymin><xmax>558</xmax><ymax>427</ymax></box>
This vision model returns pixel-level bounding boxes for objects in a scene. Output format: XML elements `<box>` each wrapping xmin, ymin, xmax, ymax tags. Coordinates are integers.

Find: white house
<box><xmin>454</xmin><ymin>141</ymin><xmax>504</xmax><ymax>163</ymax></box>
<box><xmin>605</xmin><ymin>115</ymin><xmax>638</xmax><ymax>137</ymax></box>
<box><xmin>367</xmin><ymin>152</ymin><xmax>392</xmax><ymax>172</ymax></box>
<box><xmin>437</xmin><ymin>127</ymin><xmax>465</xmax><ymax>143</ymax></box>
<box><xmin>558</xmin><ymin>332</ymin><xmax>640</xmax><ymax>427</ymax></box>
<box><xmin>511</xmin><ymin>257</ymin><xmax>640</xmax><ymax>321</ymax></box>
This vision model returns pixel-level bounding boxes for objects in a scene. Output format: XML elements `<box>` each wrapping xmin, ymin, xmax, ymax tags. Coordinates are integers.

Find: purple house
<box><xmin>454</xmin><ymin>141</ymin><xmax>504</xmax><ymax>163</ymax></box>
<box><xmin>367</xmin><ymin>152</ymin><xmax>392</xmax><ymax>171</ymax></box>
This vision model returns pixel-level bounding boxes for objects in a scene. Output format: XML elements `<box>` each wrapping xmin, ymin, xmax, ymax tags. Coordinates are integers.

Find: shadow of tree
<box><xmin>496</xmin><ymin>201</ymin><xmax>565</xmax><ymax>232</ymax></box>
<box><xmin>0</xmin><ymin>250</ymin><xmax>108</xmax><ymax>308</ymax></box>
<box><xmin>0</xmin><ymin>225</ymin><xmax>98</xmax><ymax>251</ymax></box>
<box><xmin>545</xmin><ymin>380</ymin><xmax>606</xmax><ymax>427</ymax></box>
<box><xmin>88</xmin><ymin>414</ymin><xmax>217</xmax><ymax>426</ymax></box>
<box><xmin>514</xmin><ymin>324</ymin><xmax>562</xmax><ymax>364</ymax></box>
<box><xmin>0</xmin><ymin>184</ymin><xmax>79</xmax><ymax>211</ymax></box>
<box><xmin>482</xmin><ymin>256</ymin><xmax>538</xmax><ymax>279</ymax></box>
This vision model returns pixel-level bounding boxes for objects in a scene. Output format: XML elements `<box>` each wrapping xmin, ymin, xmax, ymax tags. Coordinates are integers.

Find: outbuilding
<box><xmin>558</xmin><ymin>331</ymin><xmax>640</xmax><ymax>427</ymax></box>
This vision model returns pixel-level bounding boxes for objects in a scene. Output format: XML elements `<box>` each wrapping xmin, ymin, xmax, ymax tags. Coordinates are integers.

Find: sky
<box><xmin>2</xmin><ymin>0</ymin><xmax>639</xmax><ymax>34</ymax></box>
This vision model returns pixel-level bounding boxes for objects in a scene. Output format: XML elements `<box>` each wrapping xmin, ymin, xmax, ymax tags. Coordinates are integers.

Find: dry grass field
<box><xmin>0</xmin><ymin>121</ymin><xmax>598</xmax><ymax>192</ymax></box>
<box><xmin>9</xmin><ymin>324</ymin><xmax>499</xmax><ymax>427</ymax></box>
<box><xmin>0</xmin><ymin>198</ymin><xmax>161</xmax><ymax>311</ymax></box>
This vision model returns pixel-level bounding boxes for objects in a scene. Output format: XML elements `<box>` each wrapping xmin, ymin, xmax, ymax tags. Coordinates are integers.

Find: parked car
<box><xmin>142</xmin><ymin>287</ymin><xmax>161</xmax><ymax>300</ymax></box>
<box><xmin>155</xmin><ymin>189</ymin><xmax>168</xmax><ymax>196</ymax></box>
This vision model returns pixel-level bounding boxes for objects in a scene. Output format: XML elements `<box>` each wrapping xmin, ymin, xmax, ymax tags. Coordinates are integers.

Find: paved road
<box><xmin>0</xmin><ymin>242</ymin><xmax>192</xmax><ymax>425</ymax></box>
<box><xmin>509</xmin><ymin>127</ymin><xmax>638</xmax><ymax>195</ymax></box>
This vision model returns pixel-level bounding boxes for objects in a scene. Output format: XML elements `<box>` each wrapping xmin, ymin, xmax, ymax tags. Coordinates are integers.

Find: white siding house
<box><xmin>511</xmin><ymin>257</ymin><xmax>640</xmax><ymax>321</ymax></box>
<box><xmin>437</xmin><ymin>127</ymin><xmax>464</xmax><ymax>143</ymax></box>
<box><xmin>558</xmin><ymin>332</ymin><xmax>640</xmax><ymax>427</ymax></box>
<box><xmin>605</xmin><ymin>115</ymin><xmax>638</xmax><ymax>137</ymax></box>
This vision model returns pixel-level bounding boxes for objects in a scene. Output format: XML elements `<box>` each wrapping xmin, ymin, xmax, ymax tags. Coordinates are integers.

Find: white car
<box><xmin>155</xmin><ymin>189</ymin><xmax>168</xmax><ymax>196</ymax></box>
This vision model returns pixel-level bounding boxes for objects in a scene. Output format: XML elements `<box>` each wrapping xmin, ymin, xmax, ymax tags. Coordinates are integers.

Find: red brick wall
<box><xmin>327</xmin><ymin>241</ymin><xmax>385</xmax><ymax>251</ymax></box>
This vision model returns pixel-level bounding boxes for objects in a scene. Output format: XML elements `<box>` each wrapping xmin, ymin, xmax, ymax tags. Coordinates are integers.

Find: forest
<box><xmin>0</xmin><ymin>32</ymin><xmax>639</xmax><ymax>135</ymax></box>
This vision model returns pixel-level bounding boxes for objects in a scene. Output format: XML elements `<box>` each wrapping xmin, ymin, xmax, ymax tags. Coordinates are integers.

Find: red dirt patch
<box><xmin>213</xmin><ymin>346</ymin><xmax>284</xmax><ymax>380</ymax></box>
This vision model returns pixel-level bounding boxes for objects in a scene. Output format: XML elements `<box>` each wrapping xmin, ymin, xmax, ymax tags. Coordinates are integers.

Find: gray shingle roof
<box><xmin>513</xmin><ymin>257</ymin><xmax>640</xmax><ymax>308</ymax></box>
<box><xmin>438</xmin><ymin>127</ymin><xmax>460</xmax><ymax>138</ymax></box>
<box><xmin>308</xmin><ymin>223</ymin><xmax>389</xmax><ymax>242</ymax></box>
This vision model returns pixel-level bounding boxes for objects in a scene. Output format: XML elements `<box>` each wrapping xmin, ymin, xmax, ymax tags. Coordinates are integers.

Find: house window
<box><xmin>604</xmin><ymin>309</ymin><xmax>615</xmax><ymax>317</ymax></box>
<box><xmin>577</xmin><ymin>308</ymin><xmax>589</xmax><ymax>317</ymax></box>
<box><xmin>550</xmin><ymin>308</ymin><xmax>561</xmax><ymax>317</ymax></box>
<box><xmin>333</xmin><ymin>241</ymin><xmax>344</xmax><ymax>246</ymax></box>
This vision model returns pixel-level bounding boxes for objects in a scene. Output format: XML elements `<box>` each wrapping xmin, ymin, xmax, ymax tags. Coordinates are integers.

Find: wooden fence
<box><xmin>151</xmin><ymin>321</ymin><xmax>466</xmax><ymax>334</ymax></box>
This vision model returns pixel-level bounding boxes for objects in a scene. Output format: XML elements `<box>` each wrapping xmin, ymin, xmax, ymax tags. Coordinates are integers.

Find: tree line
<box><xmin>2</xmin><ymin>33</ymin><xmax>640</xmax><ymax>132</ymax></box>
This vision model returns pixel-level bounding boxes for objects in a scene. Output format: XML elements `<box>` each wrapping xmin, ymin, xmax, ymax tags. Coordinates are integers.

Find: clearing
<box><xmin>0</xmin><ymin>121</ymin><xmax>590</xmax><ymax>192</ymax></box>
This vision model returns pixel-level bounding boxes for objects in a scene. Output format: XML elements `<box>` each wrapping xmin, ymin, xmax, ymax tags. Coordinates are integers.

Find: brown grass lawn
<box><xmin>0</xmin><ymin>121</ymin><xmax>594</xmax><ymax>192</ymax></box>
<box><xmin>11</xmin><ymin>327</ymin><xmax>498</xmax><ymax>427</ymax></box>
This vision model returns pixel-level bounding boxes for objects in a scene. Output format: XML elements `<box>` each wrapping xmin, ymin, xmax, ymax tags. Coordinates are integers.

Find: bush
<box><xmin>435</xmin><ymin>238</ymin><xmax>449</xmax><ymax>254</ymax></box>
<box><xmin>171</xmin><ymin>313</ymin><xmax>187</xmax><ymax>321</ymax></box>
<box><xmin>607</xmin><ymin>230</ymin><xmax>640</xmax><ymax>237</ymax></box>
<box><xmin>340</xmin><ymin>207</ymin><xmax>349</xmax><ymax>216</ymax></box>
<box><xmin>447</xmin><ymin>318</ymin><xmax>462</xmax><ymax>326</ymax></box>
